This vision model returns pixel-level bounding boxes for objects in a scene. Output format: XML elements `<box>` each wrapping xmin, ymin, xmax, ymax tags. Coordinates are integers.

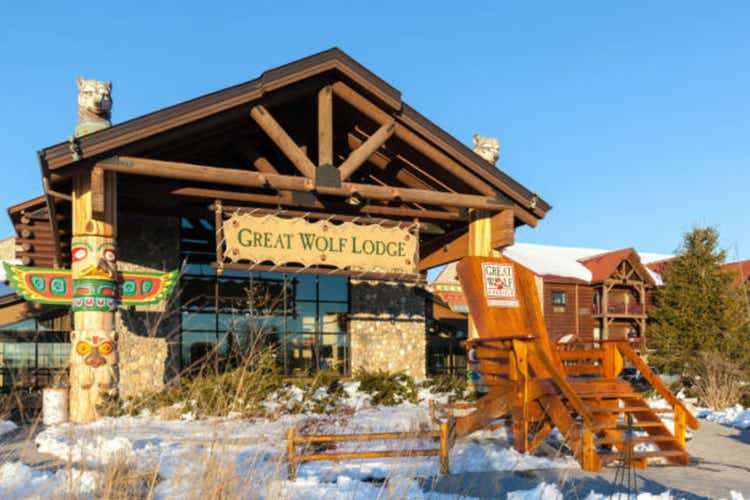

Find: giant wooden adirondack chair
<box><xmin>452</xmin><ymin>255</ymin><xmax>698</xmax><ymax>471</ymax></box>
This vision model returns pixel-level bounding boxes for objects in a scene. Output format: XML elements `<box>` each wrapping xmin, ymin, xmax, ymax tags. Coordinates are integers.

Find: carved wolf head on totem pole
<box><xmin>75</xmin><ymin>76</ymin><xmax>112</xmax><ymax>137</ymax></box>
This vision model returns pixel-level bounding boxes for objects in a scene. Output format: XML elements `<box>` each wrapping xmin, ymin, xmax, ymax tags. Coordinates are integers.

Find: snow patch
<box><xmin>0</xmin><ymin>419</ymin><xmax>18</xmax><ymax>437</ymax></box>
<box><xmin>0</xmin><ymin>462</ymin><xmax>100</xmax><ymax>499</ymax></box>
<box><xmin>697</xmin><ymin>404</ymin><xmax>750</xmax><ymax>430</ymax></box>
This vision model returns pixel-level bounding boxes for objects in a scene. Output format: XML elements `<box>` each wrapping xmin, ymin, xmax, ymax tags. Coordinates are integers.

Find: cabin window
<box><xmin>551</xmin><ymin>291</ymin><xmax>566</xmax><ymax>305</ymax></box>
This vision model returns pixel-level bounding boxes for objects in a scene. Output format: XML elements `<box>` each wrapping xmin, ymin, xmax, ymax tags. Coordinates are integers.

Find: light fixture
<box><xmin>345</xmin><ymin>194</ymin><xmax>362</xmax><ymax>206</ymax></box>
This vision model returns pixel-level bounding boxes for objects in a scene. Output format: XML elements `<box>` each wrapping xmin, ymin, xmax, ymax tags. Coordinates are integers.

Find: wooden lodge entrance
<box><xmin>6</xmin><ymin>48</ymin><xmax>550</xmax><ymax>420</ymax></box>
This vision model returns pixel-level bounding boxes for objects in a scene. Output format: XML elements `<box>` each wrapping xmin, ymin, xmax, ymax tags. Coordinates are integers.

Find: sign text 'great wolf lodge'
<box><xmin>222</xmin><ymin>213</ymin><xmax>419</xmax><ymax>274</ymax></box>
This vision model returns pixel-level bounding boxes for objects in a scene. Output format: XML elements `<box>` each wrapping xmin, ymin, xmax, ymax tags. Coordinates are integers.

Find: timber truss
<box><xmin>33</xmin><ymin>49</ymin><xmax>550</xmax><ymax>271</ymax></box>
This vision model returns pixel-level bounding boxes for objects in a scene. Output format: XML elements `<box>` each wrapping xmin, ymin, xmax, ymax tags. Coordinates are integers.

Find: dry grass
<box><xmin>691</xmin><ymin>351</ymin><xmax>746</xmax><ymax>410</ymax></box>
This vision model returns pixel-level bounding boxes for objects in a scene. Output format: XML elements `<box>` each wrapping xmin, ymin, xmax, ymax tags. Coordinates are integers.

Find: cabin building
<box><xmin>0</xmin><ymin>48</ymin><xmax>550</xmax><ymax>393</ymax></box>
<box><xmin>431</xmin><ymin>243</ymin><xmax>671</xmax><ymax>348</ymax></box>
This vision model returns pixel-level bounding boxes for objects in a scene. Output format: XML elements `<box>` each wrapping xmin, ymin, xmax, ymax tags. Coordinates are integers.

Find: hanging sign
<box><xmin>222</xmin><ymin>213</ymin><xmax>418</xmax><ymax>275</ymax></box>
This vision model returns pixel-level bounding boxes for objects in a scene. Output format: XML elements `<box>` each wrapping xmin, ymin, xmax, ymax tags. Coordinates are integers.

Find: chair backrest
<box><xmin>455</xmin><ymin>255</ymin><xmax>547</xmax><ymax>340</ymax></box>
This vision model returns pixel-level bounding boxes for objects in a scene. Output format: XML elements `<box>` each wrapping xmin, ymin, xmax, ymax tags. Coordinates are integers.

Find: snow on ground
<box><xmin>696</xmin><ymin>404</ymin><xmax>750</xmax><ymax>430</ymax></box>
<box><xmin>0</xmin><ymin>419</ymin><xmax>17</xmax><ymax>437</ymax></box>
<box><xmin>0</xmin><ymin>461</ymin><xmax>100</xmax><ymax>499</ymax></box>
<box><xmin>28</xmin><ymin>383</ymin><xmax>579</xmax><ymax>498</ymax></box>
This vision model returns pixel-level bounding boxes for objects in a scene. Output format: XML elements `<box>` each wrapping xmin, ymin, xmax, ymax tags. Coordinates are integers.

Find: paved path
<box><xmin>427</xmin><ymin>420</ymin><xmax>750</xmax><ymax>499</ymax></box>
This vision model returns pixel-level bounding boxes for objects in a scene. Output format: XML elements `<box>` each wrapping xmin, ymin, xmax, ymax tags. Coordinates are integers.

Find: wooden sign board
<box><xmin>222</xmin><ymin>213</ymin><xmax>419</xmax><ymax>275</ymax></box>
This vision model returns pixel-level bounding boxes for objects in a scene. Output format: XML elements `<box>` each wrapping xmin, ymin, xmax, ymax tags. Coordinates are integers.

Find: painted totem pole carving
<box><xmin>69</xmin><ymin>231</ymin><xmax>118</xmax><ymax>422</ymax></box>
<box><xmin>2</xmin><ymin>78</ymin><xmax>177</xmax><ymax>422</ymax></box>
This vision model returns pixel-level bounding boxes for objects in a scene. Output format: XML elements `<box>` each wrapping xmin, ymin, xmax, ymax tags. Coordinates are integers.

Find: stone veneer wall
<box><xmin>116</xmin><ymin>213</ymin><xmax>180</xmax><ymax>399</ymax></box>
<box><xmin>349</xmin><ymin>279</ymin><xmax>426</xmax><ymax>379</ymax></box>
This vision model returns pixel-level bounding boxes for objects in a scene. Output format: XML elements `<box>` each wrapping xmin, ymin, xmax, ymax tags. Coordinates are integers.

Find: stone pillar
<box><xmin>69</xmin><ymin>172</ymin><xmax>118</xmax><ymax>423</ymax></box>
<box><xmin>116</xmin><ymin>213</ymin><xmax>180</xmax><ymax>399</ymax></box>
<box><xmin>349</xmin><ymin>279</ymin><xmax>426</xmax><ymax>379</ymax></box>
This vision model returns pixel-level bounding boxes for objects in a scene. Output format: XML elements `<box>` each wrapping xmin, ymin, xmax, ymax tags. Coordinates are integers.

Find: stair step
<box><xmin>599</xmin><ymin>450</ymin><xmax>688</xmax><ymax>463</ymax></box>
<box><xmin>595</xmin><ymin>436</ymin><xmax>676</xmax><ymax>445</ymax></box>
<box><xmin>590</xmin><ymin>421</ymin><xmax>665</xmax><ymax>431</ymax></box>
<box><xmin>589</xmin><ymin>406</ymin><xmax>660</xmax><ymax>414</ymax></box>
<box><xmin>576</xmin><ymin>392</ymin><xmax>641</xmax><ymax>399</ymax></box>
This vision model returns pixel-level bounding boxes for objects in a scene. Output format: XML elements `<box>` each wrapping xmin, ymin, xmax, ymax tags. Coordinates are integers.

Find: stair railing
<box><xmin>612</xmin><ymin>341</ymin><xmax>699</xmax><ymax>446</ymax></box>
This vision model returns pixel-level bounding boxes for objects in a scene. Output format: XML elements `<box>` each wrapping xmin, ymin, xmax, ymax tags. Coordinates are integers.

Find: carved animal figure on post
<box><xmin>472</xmin><ymin>134</ymin><xmax>500</xmax><ymax>165</ymax></box>
<box><xmin>75</xmin><ymin>77</ymin><xmax>112</xmax><ymax>137</ymax></box>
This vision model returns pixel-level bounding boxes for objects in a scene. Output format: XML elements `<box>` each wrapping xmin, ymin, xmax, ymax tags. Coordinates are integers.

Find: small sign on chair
<box><xmin>481</xmin><ymin>262</ymin><xmax>519</xmax><ymax>308</ymax></box>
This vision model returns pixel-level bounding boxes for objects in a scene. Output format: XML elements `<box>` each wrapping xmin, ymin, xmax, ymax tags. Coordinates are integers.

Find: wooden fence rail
<box><xmin>286</xmin><ymin>422</ymin><xmax>450</xmax><ymax>480</ymax></box>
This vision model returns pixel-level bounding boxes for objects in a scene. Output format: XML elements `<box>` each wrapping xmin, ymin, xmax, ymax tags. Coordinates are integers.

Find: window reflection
<box><xmin>180</xmin><ymin>217</ymin><xmax>350</xmax><ymax>376</ymax></box>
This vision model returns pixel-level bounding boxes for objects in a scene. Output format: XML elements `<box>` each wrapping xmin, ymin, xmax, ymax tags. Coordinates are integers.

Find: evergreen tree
<box><xmin>649</xmin><ymin>227</ymin><xmax>749</xmax><ymax>374</ymax></box>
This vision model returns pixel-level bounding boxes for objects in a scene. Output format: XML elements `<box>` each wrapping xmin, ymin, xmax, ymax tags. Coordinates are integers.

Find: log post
<box><xmin>69</xmin><ymin>171</ymin><xmax>118</xmax><ymax>423</ymax></box>
<box><xmin>467</xmin><ymin>210</ymin><xmax>492</xmax><ymax>340</ymax></box>
<box><xmin>287</xmin><ymin>427</ymin><xmax>297</xmax><ymax>480</ymax></box>
<box><xmin>674</xmin><ymin>405</ymin><xmax>687</xmax><ymax>448</ymax></box>
<box><xmin>439</xmin><ymin>421</ymin><xmax>450</xmax><ymax>475</ymax></box>
<box><xmin>511</xmin><ymin>339</ymin><xmax>529</xmax><ymax>453</ymax></box>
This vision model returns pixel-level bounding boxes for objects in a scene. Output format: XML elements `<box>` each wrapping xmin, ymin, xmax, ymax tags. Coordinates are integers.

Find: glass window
<box><xmin>182</xmin><ymin>312</ymin><xmax>216</xmax><ymax>331</ymax></box>
<box><xmin>1</xmin><ymin>319</ymin><xmax>37</xmax><ymax>331</ymax></box>
<box><xmin>318</xmin><ymin>276</ymin><xmax>348</xmax><ymax>302</ymax></box>
<box><xmin>426</xmin><ymin>317</ymin><xmax>467</xmax><ymax>376</ymax></box>
<box><xmin>180</xmin><ymin>217</ymin><xmax>350</xmax><ymax>376</ymax></box>
<box><xmin>319</xmin><ymin>303</ymin><xmax>348</xmax><ymax>333</ymax></box>
<box><xmin>2</xmin><ymin>343</ymin><xmax>36</xmax><ymax>368</ymax></box>
<box><xmin>182</xmin><ymin>331</ymin><xmax>218</xmax><ymax>367</ymax></box>
<box><xmin>294</xmin><ymin>274</ymin><xmax>316</xmax><ymax>301</ymax></box>
<box><xmin>551</xmin><ymin>291</ymin><xmax>566</xmax><ymax>305</ymax></box>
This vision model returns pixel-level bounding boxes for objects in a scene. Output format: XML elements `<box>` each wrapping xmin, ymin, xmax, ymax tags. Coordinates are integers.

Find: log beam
<box><xmin>172</xmin><ymin>187</ymin><xmax>465</xmax><ymax>221</ymax></box>
<box><xmin>419</xmin><ymin>209</ymin><xmax>514</xmax><ymax>270</ymax></box>
<box><xmin>318</xmin><ymin>85</ymin><xmax>333</xmax><ymax>166</ymax></box>
<box><xmin>96</xmin><ymin>156</ymin><xmax>513</xmax><ymax>212</ymax></box>
<box><xmin>332</xmin><ymin>82</ymin><xmax>495</xmax><ymax>197</ymax></box>
<box><xmin>339</xmin><ymin>121</ymin><xmax>395</xmax><ymax>181</ymax></box>
<box><xmin>250</xmin><ymin>104</ymin><xmax>316</xmax><ymax>178</ymax></box>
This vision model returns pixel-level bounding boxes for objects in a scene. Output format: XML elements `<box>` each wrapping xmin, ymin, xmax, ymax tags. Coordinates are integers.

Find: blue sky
<box><xmin>1</xmin><ymin>2</ymin><xmax>747</xmax><ymax>260</ymax></box>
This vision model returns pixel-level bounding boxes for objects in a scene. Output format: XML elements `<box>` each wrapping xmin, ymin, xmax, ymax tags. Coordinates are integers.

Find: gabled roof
<box><xmin>578</xmin><ymin>248</ymin><xmax>639</xmax><ymax>283</ymax></box>
<box><xmin>431</xmin><ymin>243</ymin><xmax>671</xmax><ymax>287</ymax></box>
<box><xmin>38</xmin><ymin>48</ymin><xmax>550</xmax><ymax>221</ymax></box>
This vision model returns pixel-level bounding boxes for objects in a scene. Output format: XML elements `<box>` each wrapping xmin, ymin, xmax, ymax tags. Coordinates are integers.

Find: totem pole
<box><xmin>4</xmin><ymin>78</ymin><xmax>177</xmax><ymax>423</ymax></box>
<box><xmin>69</xmin><ymin>173</ymin><xmax>118</xmax><ymax>422</ymax></box>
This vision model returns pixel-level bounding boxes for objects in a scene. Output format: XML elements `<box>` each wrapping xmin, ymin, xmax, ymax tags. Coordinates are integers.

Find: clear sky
<box><xmin>1</xmin><ymin>2</ymin><xmax>747</xmax><ymax>260</ymax></box>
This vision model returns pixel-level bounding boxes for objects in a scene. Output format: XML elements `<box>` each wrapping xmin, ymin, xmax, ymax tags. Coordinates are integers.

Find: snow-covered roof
<box><xmin>430</xmin><ymin>243</ymin><xmax>672</xmax><ymax>286</ymax></box>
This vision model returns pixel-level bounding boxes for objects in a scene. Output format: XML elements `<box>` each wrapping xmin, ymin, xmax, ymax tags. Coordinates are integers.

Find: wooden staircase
<box><xmin>445</xmin><ymin>255</ymin><xmax>698</xmax><ymax>472</ymax></box>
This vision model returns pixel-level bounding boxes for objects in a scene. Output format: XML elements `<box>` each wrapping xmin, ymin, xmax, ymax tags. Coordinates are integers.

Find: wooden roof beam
<box><xmin>332</xmin><ymin>81</ymin><xmax>496</xmax><ymax>197</ymax></box>
<box><xmin>233</xmin><ymin>142</ymin><xmax>279</xmax><ymax>174</ymax></box>
<box><xmin>318</xmin><ymin>85</ymin><xmax>333</xmax><ymax>166</ymax></box>
<box><xmin>172</xmin><ymin>186</ymin><xmax>464</xmax><ymax>221</ymax></box>
<box><xmin>95</xmin><ymin>156</ymin><xmax>514</xmax><ymax>213</ymax></box>
<box><xmin>339</xmin><ymin>120</ymin><xmax>395</xmax><ymax>181</ymax></box>
<box><xmin>250</xmin><ymin>104</ymin><xmax>316</xmax><ymax>178</ymax></box>
<box><xmin>419</xmin><ymin>209</ymin><xmax>514</xmax><ymax>270</ymax></box>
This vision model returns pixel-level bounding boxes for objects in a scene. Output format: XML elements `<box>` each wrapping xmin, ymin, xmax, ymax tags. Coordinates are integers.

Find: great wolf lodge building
<box><xmin>0</xmin><ymin>49</ymin><xmax>549</xmax><ymax>395</ymax></box>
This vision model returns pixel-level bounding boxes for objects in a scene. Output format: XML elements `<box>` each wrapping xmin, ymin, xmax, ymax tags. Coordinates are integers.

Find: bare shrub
<box><xmin>97</xmin><ymin>457</ymin><xmax>159</xmax><ymax>500</ymax></box>
<box><xmin>691</xmin><ymin>351</ymin><xmax>746</xmax><ymax>410</ymax></box>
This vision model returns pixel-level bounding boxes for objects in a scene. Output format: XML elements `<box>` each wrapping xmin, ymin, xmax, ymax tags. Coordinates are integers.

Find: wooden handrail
<box><xmin>615</xmin><ymin>342</ymin><xmax>699</xmax><ymax>429</ymax></box>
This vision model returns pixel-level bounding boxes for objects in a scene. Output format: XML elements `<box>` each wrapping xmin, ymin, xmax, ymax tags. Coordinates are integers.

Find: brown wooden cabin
<box><xmin>0</xmin><ymin>48</ymin><xmax>550</xmax><ymax>387</ymax></box>
<box><xmin>430</xmin><ymin>243</ymin><xmax>667</xmax><ymax>349</ymax></box>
